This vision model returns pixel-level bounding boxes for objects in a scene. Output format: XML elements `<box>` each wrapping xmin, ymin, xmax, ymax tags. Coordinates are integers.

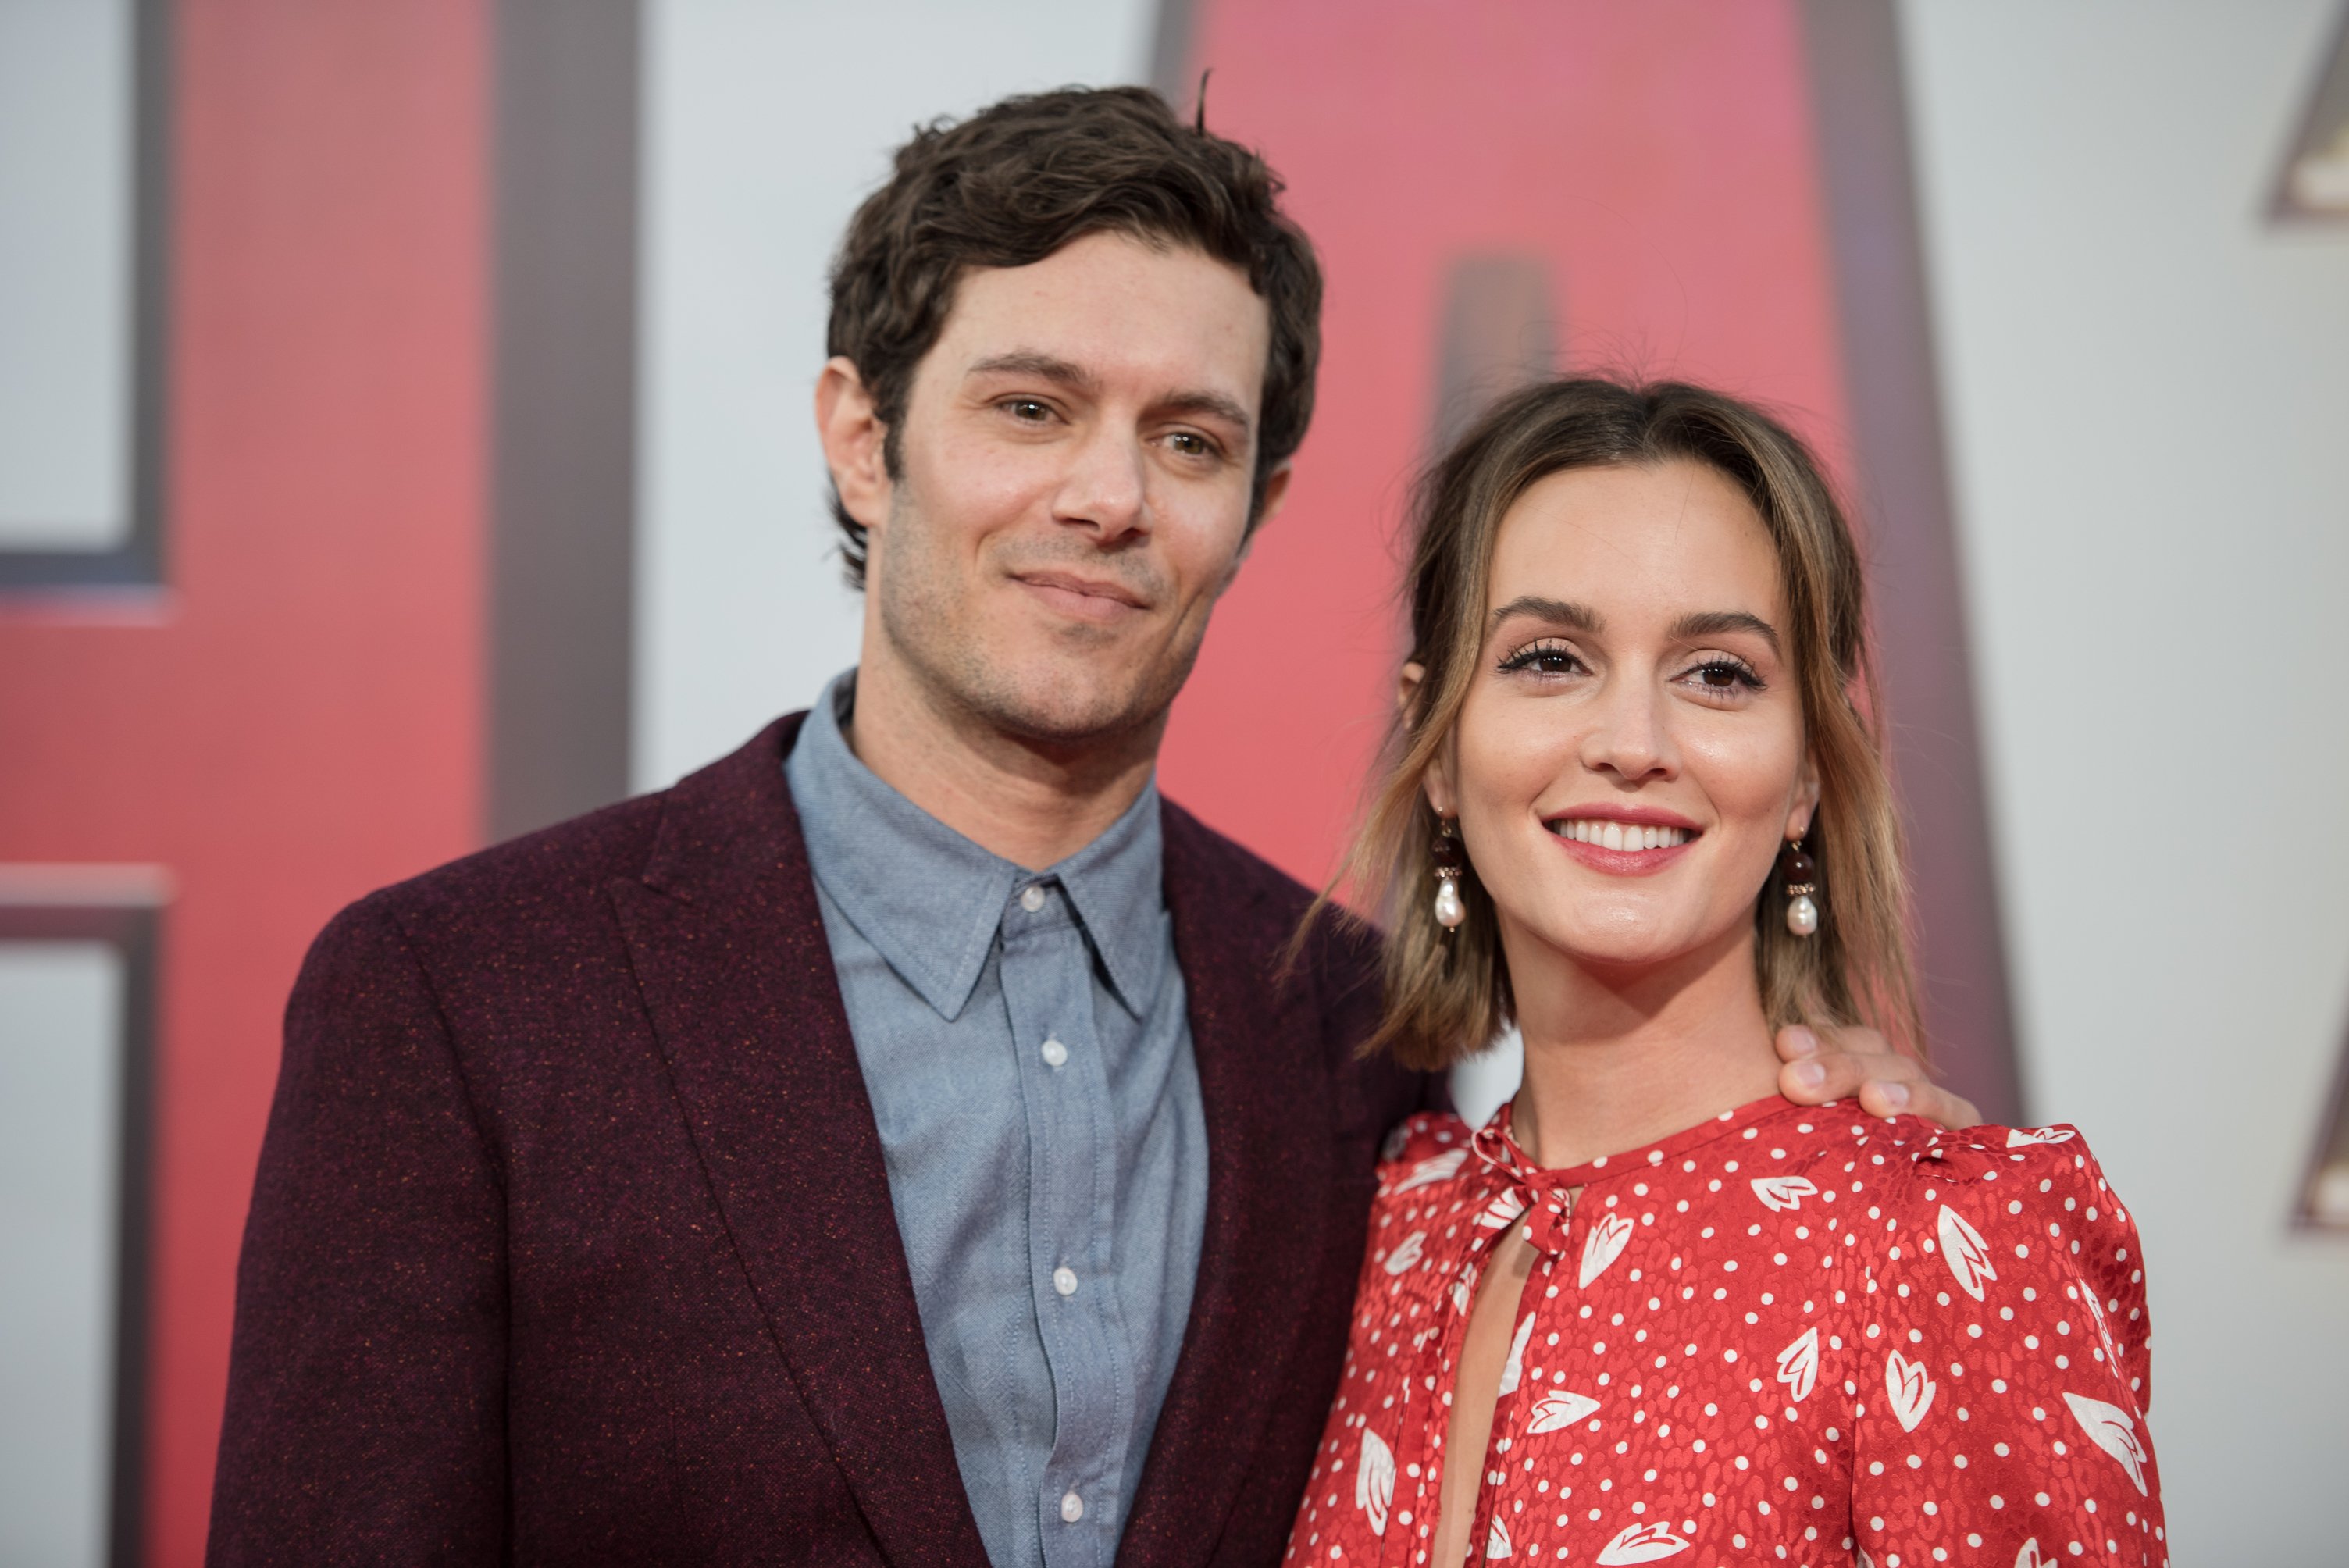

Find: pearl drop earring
<box><xmin>1779</xmin><ymin>838</ymin><xmax>1819</xmax><ymax>937</ymax></box>
<box><xmin>1431</xmin><ymin>818</ymin><xmax>1467</xmax><ymax>931</ymax></box>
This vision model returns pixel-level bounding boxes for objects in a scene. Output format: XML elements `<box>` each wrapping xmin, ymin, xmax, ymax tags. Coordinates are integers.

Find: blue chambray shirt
<box><xmin>785</xmin><ymin>672</ymin><xmax>1208</xmax><ymax>1568</ymax></box>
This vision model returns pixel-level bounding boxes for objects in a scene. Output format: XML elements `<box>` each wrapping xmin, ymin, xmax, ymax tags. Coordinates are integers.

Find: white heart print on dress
<box><xmin>1527</xmin><ymin>1389</ymin><xmax>1601</xmax><ymax>1433</ymax></box>
<box><xmin>1595</xmin><ymin>1522</ymin><xmax>1691</xmax><ymax>1563</ymax></box>
<box><xmin>1391</xmin><ymin>1146</ymin><xmax>1468</xmax><ymax>1193</ymax></box>
<box><xmin>1382</xmin><ymin>1231</ymin><xmax>1426</xmax><ymax>1275</ymax></box>
<box><xmin>1937</xmin><ymin>1204</ymin><xmax>1997</xmax><ymax>1302</ymax></box>
<box><xmin>1884</xmin><ymin>1348</ymin><xmax>1936</xmax><ymax>1432</ymax></box>
<box><xmin>1355</xmin><ymin>1427</ymin><xmax>1395</xmax><ymax>1535</ymax></box>
<box><xmin>1486</xmin><ymin>1516</ymin><xmax>1513</xmax><ymax>1559</ymax></box>
<box><xmin>2012</xmin><ymin>1541</ymin><xmax>2052</xmax><ymax>1568</ymax></box>
<box><xmin>1578</xmin><ymin>1210</ymin><xmax>1635</xmax><ymax>1288</ymax></box>
<box><xmin>2005</xmin><ymin>1126</ymin><xmax>2074</xmax><ymax>1149</ymax></box>
<box><xmin>1749</xmin><ymin>1174</ymin><xmax>1817</xmax><ymax>1212</ymax></box>
<box><xmin>2080</xmin><ymin>1281</ymin><xmax>2127</xmax><ymax>1375</ymax></box>
<box><xmin>2062</xmin><ymin>1392</ymin><xmax>2151</xmax><ymax>1495</ymax></box>
<box><xmin>1774</xmin><ymin>1326</ymin><xmax>1820</xmax><ymax>1402</ymax></box>
<box><xmin>1477</xmin><ymin>1188</ymin><xmax>1529</xmax><ymax>1231</ymax></box>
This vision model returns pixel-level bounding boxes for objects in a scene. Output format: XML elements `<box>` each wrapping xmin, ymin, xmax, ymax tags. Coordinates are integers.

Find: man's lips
<box><xmin>1011</xmin><ymin>570</ymin><xmax>1151</xmax><ymax>622</ymax></box>
<box><xmin>1542</xmin><ymin>807</ymin><xmax>1702</xmax><ymax>877</ymax></box>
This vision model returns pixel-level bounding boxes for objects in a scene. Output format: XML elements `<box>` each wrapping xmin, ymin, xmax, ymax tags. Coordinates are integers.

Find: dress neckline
<box><xmin>1473</xmin><ymin>1091</ymin><xmax>1810</xmax><ymax>1190</ymax></box>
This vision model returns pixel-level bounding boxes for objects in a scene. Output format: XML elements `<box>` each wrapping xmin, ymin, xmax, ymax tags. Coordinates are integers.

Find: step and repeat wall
<box><xmin>2</xmin><ymin>0</ymin><xmax>2344</xmax><ymax>1561</ymax></box>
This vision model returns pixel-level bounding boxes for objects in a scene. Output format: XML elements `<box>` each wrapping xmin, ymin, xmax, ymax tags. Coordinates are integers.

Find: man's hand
<box><xmin>1774</xmin><ymin>1023</ymin><xmax>1982</xmax><ymax>1131</ymax></box>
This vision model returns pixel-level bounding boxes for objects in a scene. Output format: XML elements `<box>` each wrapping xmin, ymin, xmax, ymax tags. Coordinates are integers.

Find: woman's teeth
<box><xmin>1551</xmin><ymin>819</ymin><xmax>1692</xmax><ymax>851</ymax></box>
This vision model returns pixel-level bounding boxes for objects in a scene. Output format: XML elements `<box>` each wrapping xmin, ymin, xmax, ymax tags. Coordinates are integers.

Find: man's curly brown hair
<box><xmin>825</xmin><ymin>85</ymin><xmax>1322</xmax><ymax>586</ymax></box>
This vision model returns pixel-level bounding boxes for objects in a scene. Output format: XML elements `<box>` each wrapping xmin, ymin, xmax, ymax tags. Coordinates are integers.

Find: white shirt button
<box><xmin>1060</xmin><ymin>1489</ymin><xmax>1084</xmax><ymax>1523</ymax></box>
<box><xmin>1039</xmin><ymin>1038</ymin><xmax>1068</xmax><ymax>1069</ymax></box>
<box><xmin>1053</xmin><ymin>1265</ymin><xmax>1079</xmax><ymax>1297</ymax></box>
<box><xmin>1019</xmin><ymin>884</ymin><xmax>1047</xmax><ymax>912</ymax></box>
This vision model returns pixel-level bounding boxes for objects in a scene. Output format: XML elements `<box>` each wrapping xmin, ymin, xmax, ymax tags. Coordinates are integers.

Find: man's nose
<box><xmin>1053</xmin><ymin>423</ymin><xmax>1150</xmax><ymax>540</ymax></box>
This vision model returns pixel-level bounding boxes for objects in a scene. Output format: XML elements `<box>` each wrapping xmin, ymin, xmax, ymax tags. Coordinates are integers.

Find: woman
<box><xmin>1285</xmin><ymin>380</ymin><xmax>2162</xmax><ymax>1566</ymax></box>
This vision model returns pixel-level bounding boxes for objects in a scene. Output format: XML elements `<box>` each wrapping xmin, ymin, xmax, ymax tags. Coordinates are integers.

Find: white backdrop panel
<box><xmin>0</xmin><ymin>941</ymin><xmax>123</xmax><ymax>1568</ymax></box>
<box><xmin>0</xmin><ymin>0</ymin><xmax>134</xmax><ymax>548</ymax></box>
<box><xmin>1901</xmin><ymin>1</ymin><xmax>2349</xmax><ymax>1556</ymax></box>
<box><xmin>636</xmin><ymin>0</ymin><xmax>1158</xmax><ymax>790</ymax></box>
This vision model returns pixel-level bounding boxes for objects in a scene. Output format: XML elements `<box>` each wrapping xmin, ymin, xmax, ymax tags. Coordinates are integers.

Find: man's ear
<box><xmin>1211</xmin><ymin>461</ymin><xmax>1293</xmax><ymax>598</ymax></box>
<box><xmin>815</xmin><ymin>357</ymin><xmax>890</xmax><ymax>530</ymax></box>
<box><xmin>1253</xmin><ymin>461</ymin><xmax>1294</xmax><ymax>533</ymax></box>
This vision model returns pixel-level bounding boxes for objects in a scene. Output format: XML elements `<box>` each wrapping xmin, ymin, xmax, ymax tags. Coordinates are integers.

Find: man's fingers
<box><xmin>1773</xmin><ymin>1024</ymin><xmax>1824</xmax><ymax>1061</ymax></box>
<box><xmin>1777</xmin><ymin>1047</ymin><xmax>1864</xmax><ymax>1104</ymax></box>
<box><xmin>1859</xmin><ymin>1078</ymin><xmax>1982</xmax><ymax>1130</ymax></box>
<box><xmin>1774</xmin><ymin>1022</ymin><xmax>1892</xmax><ymax>1103</ymax></box>
<box><xmin>1772</xmin><ymin>1022</ymin><xmax>1981</xmax><ymax>1131</ymax></box>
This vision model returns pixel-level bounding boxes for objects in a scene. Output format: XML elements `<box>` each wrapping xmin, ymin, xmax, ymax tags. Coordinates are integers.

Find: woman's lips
<box><xmin>1543</xmin><ymin>815</ymin><xmax>1702</xmax><ymax>877</ymax></box>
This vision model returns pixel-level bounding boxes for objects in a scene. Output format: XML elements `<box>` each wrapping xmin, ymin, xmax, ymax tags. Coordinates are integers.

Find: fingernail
<box><xmin>1791</xmin><ymin>1061</ymin><xmax>1825</xmax><ymax>1089</ymax></box>
<box><xmin>1784</xmin><ymin>1025</ymin><xmax>1819</xmax><ymax>1057</ymax></box>
<box><xmin>1880</xmin><ymin>1082</ymin><xmax>1910</xmax><ymax>1110</ymax></box>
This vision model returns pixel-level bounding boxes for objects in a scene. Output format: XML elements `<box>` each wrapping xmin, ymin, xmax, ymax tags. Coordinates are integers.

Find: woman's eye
<box><xmin>1499</xmin><ymin>643</ymin><xmax>1581</xmax><ymax>676</ymax></box>
<box><xmin>1684</xmin><ymin>658</ymin><xmax>1762</xmax><ymax>693</ymax></box>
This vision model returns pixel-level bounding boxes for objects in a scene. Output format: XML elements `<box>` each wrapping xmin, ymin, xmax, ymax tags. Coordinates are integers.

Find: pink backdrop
<box><xmin>1160</xmin><ymin>0</ymin><xmax>1855</xmax><ymax>892</ymax></box>
<box><xmin>0</xmin><ymin>5</ymin><xmax>1888</xmax><ymax>1560</ymax></box>
<box><xmin>0</xmin><ymin>4</ymin><xmax>490</xmax><ymax>1559</ymax></box>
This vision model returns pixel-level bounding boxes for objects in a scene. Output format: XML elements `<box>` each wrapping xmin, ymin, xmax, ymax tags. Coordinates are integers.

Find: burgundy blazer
<box><xmin>208</xmin><ymin>715</ymin><xmax>1431</xmax><ymax>1566</ymax></box>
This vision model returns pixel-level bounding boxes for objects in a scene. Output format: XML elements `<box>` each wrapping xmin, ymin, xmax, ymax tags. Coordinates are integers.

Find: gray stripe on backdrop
<box><xmin>490</xmin><ymin>0</ymin><xmax>640</xmax><ymax>844</ymax></box>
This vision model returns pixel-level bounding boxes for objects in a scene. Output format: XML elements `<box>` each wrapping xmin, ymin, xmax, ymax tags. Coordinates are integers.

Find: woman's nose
<box><xmin>1578</xmin><ymin>675</ymin><xmax>1677</xmax><ymax>781</ymax></box>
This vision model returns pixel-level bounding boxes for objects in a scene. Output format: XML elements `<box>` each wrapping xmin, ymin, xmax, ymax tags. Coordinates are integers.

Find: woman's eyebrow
<box><xmin>1488</xmin><ymin>596</ymin><xmax>1600</xmax><ymax>633</ymax></box>
<box><xmin>1669</xmin><ymin>609</ymin><xmax>1780</xmax><ymax>653</ymax></box>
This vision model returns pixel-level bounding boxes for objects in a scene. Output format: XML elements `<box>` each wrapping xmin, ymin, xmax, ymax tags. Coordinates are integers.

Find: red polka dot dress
<box><xmin>1282</xmin><ymin>1096</ymin><xmax>2164</xmax><ymax>1567</ymax></box>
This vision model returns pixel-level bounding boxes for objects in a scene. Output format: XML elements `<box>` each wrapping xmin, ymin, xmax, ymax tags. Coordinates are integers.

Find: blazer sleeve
<box><xmin>207</xmin><ymin>896</ymin><xmax>508</xmax><ymax>1566</ymax></box>
<box><xmin>1850</xmin><ymin>1126</ymin><xmax>2165</xmax><ymax>1567</ymax></box>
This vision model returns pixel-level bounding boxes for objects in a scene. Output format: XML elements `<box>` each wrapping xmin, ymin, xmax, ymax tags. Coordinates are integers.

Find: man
<box><xmin>209</xmin><ymin>87</ymin><xmax>1969</xmax><ymax>1565</ymax></box>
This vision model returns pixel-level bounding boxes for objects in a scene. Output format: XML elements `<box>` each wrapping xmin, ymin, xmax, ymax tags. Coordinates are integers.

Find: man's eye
<box><xmin>1005</xmin><ymin>399</ymin><xmax>1051</xmax><ymax>421</ymax></box>
<box><xmin>1167</xmin><ymin>431</ymin><xmax>1214</xmax><ymax>458</ymax></box>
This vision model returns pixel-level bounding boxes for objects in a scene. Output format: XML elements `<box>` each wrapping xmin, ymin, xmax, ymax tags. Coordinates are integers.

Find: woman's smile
<box><xmin>1542</xmin><ymin>808</ymin><xmax>1701</xmax><ymax>875</ymax></box>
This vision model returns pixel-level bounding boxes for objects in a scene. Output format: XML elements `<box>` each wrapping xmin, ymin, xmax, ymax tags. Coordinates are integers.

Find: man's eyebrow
<box><xmin>1669</xmin><ymin>609</ymin><xmax>1781</xmax><ymax>653</ymax></box>
<box><xmin>1488</xmin><ymin>596</ymin><xmax>1601</xmax><ymax>633</ymax></box>
<box><xmin>966</xmin><ymin>351</ymin><xmax>1098</xmax><ymax>394</ymax></box>
<box><xmin>1157</xmin><ymin>389</ymin><xmax>1254</xmax><ymax>435</ymax></box>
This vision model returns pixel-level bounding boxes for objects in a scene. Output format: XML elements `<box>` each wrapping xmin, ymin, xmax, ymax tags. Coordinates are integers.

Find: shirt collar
<box><xmin>784</xmin><ymin>669</ymin><xmax>1167</xmax><ymax>1022</ymax></box>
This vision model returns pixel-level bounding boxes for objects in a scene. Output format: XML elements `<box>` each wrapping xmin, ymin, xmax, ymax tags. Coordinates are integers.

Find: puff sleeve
<box><xmin>1848</xmin><ymin>1124</ymin><xmax>2165</xmax><ymax>1566</ymax></box>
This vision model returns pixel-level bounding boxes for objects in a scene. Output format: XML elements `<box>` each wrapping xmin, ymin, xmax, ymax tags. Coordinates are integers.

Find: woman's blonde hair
<box><xmin>1335</xmin><ymin>376</ymin><xmax>1921</xmax><ymax>1072</ymax></box>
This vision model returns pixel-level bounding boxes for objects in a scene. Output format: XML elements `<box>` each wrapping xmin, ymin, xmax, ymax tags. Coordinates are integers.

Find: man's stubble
<box><xmin>868</xmin><ymin>479</ymin><xmax>1219</xmax><ymax>757</ymax></box>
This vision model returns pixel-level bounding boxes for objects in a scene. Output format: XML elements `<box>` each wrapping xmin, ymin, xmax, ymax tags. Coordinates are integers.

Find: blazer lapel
<box><xmin>1120</xmin><ymin>803</ymin><xmax>1341</xmax><ymax>1564</ymax></box>
<box><xmin>611</xmin><ymin>717</ymin><xmax>989</xmax><ymax>1567</ymax></box>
